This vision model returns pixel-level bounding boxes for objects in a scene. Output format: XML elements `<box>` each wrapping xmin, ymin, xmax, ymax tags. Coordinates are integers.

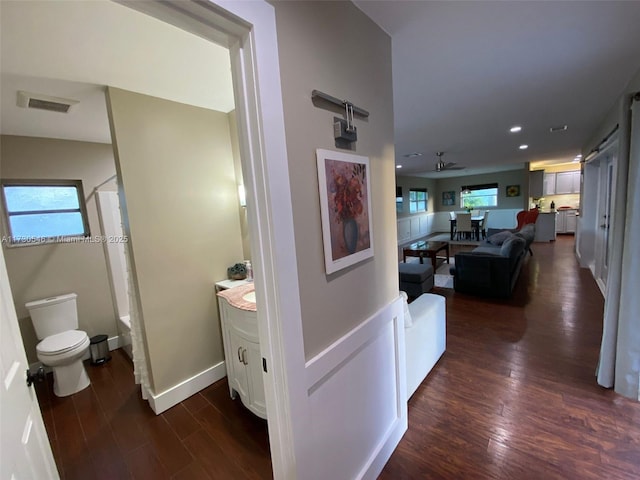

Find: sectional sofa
<box><xmin>450</xmin><ymin>224</ymin><xmax>535</xmax><ymax>298</ymax></box>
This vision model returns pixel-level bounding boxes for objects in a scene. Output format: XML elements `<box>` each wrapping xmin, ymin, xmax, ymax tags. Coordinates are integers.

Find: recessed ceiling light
<box><xmin>519</xmin><ymin>144</ymin><xmax>528</xmax><ymax>150</ymax></box>
<box><xmin>576</xmin><ymin>154</ymin><xmax>582</xmax><ymax>158</ymax></box>
<box><xmin>396</xmin><ymin>165</ymin><xmax>402</xmax><ymax>169</ymax></box>
<box><xmin>403</xmin><ymin>152</ymin><xmax>422</xmax><ymax>158</ymax></box>
<box><xmin>509</xmin><ymin>125</ymin><xmax>522</xmax><ymax>133</ymax></box>
<box><xmin>549</xmin><ymin>125</ymin><xmax>568</xmax><ymax>133</ymax></box>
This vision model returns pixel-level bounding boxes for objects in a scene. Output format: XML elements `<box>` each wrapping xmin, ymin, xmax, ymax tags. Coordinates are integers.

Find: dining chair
<box><xmin>456</xmin><ymin>213</ymin><xmax>472</xmax><ymax>240</ymax></box>
<box><xmin>481</xmin><ymin>210</ymin><xmax>490</xmax><ymax>239</ymax></box>
<box><xmin>449</xmin><ymin>211</ymin><xmax>457</xmax><ymax>238</ymax></box>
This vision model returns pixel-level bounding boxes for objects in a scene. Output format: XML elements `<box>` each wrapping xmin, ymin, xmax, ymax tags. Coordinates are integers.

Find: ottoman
<box><xmin>399</xmin><ymin>262</ymin><xmax>434</xmax><ymax>298</ymax></box>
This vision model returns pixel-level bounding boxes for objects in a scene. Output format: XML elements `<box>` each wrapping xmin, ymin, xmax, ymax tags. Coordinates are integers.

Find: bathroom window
<box><xmin>1</xmin><ymin>179</ymin><xmax>90</xmax><ymax>246</ymax></box>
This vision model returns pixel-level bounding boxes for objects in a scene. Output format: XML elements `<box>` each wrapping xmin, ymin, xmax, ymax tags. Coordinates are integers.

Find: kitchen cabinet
<box><xmin>543</xmin><ymin>173</ymin><xmax>556</xmax><ymax>195</ymax></box>
<box><xmin>534</xmin><ymin>212</ymin><xmax>556</xmax><ymax>242</ymax></box>
<box><xmin>217</xmin><ymin>287</ymin><xmax>267</xmax><ymax>419</ymax></box>
<box><xmin>554</xmin><ymin>171</ymin><xmax>581</xmax><ymax>194</ymax></box>
<box><xmin>556</xmin><ymin>209</ymin><xmax>577</xmax><ymax>234</ymax></box>
<box><xmin>529</xmin><ymin>170</ymin><xmax>544</xmax><ymax>198</ymax></box>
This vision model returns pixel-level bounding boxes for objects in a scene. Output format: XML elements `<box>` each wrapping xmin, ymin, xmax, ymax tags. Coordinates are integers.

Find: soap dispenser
<box><xmin>245</xmin><ymin>260</ymin><xmax>253</xmax><ymax>282</ymax></box>
<box><xmin>550</xmin><ymin>201</ymin><xmax>555</xmax><ymax>211</ymax></box>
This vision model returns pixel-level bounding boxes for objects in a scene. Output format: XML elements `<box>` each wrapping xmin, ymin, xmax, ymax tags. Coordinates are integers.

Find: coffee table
<box><xmin>403</xmin><ymin>240</ymin><xmax>450</xmax><ymax>272</ymax></box>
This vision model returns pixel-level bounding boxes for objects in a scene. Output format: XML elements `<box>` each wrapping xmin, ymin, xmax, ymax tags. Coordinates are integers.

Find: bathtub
<box><xmin>117</xmin><ymin>315</ymin><xmax>133</xmax><ymax>359</ymax></box>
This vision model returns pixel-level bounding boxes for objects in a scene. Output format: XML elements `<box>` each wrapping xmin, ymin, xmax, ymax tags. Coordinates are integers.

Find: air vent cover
<box><xmin>17</xmin><ymin>91</ymin><xmax>79</xmax><ymax>113</ymax></box>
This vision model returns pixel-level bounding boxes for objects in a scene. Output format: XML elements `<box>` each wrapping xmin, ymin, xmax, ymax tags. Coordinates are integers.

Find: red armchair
<box><xmin>515</xmin><ymin>208</ymin><xmax>539</xmax><ymax>231</ymax></box>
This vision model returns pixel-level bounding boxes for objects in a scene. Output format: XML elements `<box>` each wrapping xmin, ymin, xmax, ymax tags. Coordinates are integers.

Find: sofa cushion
<box><xmin>487</xmin><ymin>230</ymin><xmax>513</xmax><ymax>246</ymax></box>
<box><xmin>472</xmin><ymin>246</ymin><xmax>503</xmax><ymax>256</ymax></box>
<box><xmin>515</xmin><ymin>224</ymin><xmax>535</xmax><ymax>244</ymax></box>
<box><xmin>500</xmin><ymin>236</ymin><xmax>526</xmax><ymax>258</ymax></box>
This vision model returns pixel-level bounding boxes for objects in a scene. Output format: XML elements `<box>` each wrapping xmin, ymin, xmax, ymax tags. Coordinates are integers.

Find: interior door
<box><xmin>0</xmin><ymin>251</ymin><xmax>59</xmax><ymax>480</ymax></box>
<box><xmin>594</xmin><ymin>150</ymin><xmax>616</xmax><ymax>293</ymax></box>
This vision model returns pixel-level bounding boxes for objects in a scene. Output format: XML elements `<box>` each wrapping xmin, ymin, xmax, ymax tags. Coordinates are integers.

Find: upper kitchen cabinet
<box><xmin>529</xmin><ymin>170</ymin><xmax>544</xmax><ymax>198</ymax></box>
<box><xmin>543</xmin><ymin>172</ymin><xmax>556</xmax><ymax>195</ymax></box>
<box><xmin>554</xmin><ymin>171</ymin><xmax>581</xmax><ymax>194</ymax></box>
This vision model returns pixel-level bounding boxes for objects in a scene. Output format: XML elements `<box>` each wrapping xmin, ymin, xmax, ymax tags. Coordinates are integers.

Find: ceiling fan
<box><xmin>434</xmin><ymin>151</ymin><xmax>465</xmax><ymax>172</ymax></box>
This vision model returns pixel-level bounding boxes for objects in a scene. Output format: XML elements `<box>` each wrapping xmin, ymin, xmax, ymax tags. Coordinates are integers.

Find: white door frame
<box><xmin>117</xmin><ymin>1</ymin><xmax>309</xmax><ymax>478</ymax></box>
<box><xmin>592</xmin><ymin>137</ymin><xmax>618</xmax><ymax>295</ymax></box>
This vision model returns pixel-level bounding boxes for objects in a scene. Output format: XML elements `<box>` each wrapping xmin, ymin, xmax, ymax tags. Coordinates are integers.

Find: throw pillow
<box><xmin>487</xmin><ymin>230</ymin><xmax>512</xmax><ymax>246</ymax></box>
<box><xmin>400</xmin><ymin>291</ymin><xmax>413</xmax><ymax>328</ymax></box>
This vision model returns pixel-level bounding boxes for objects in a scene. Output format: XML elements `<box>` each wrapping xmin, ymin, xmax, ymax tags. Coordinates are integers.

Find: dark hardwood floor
<box><xmin>35</xmin><ymin>350</ymin><xmax>272</xmax><ymax>479</ymax></box>
<box><xmin>381</xmin><ymin>235</ymin><xmax>640</xmax><ymax>479</ymax></box>
<box><xmin>35</xmin><ymin>236</ymin><xmax>640</xmax><ymax>479</ymax></box>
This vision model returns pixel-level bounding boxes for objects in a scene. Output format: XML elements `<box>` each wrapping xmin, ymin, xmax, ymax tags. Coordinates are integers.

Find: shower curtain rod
<box><xmin>93</xmin><ymin>174</ymin><xmax>118</xmax><ymax>191</ymax></box>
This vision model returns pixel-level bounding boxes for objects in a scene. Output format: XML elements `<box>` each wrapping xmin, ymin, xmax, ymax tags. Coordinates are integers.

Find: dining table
<box><xmin>449</xmin><ymin>215</ymin><xmax>484</xmax><ymax>241</ymax></box>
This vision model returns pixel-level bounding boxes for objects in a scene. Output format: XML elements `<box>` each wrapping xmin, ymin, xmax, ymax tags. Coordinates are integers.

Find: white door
<box><xmin>594</xmin><ymin>150</ymin><xmax>617</xmax><ymax>293</ymax></box>
<box><xmin>0</xmin><ymin>251</ymin><xmax>59</xmax><ymax>480</ymax></box>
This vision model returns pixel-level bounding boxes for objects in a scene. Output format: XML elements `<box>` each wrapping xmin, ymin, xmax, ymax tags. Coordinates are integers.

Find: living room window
<box><xmin>409</xmin><ymin>188</ymin><xmax>428</xmax><ymax>213</ymax></box>
<box><xmin>1</xmin><ymin>179</ymin><xmax>90</xmax><ymax>246</ymax></box>
<box><xmin>460</xmin><ymin>183</ymin><xmax>498</xmax><ymax>209</ymax></box>
<box><xmin>396</xmin><ymin>186</ymin><xmax>404</xmax><ymax>213</ymax></box>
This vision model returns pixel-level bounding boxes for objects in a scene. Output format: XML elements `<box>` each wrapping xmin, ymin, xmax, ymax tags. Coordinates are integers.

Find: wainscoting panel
<box><xmin>305</xmin><ymin>297</ymin><xmax>406</xmax><ymax>479</ymax></box>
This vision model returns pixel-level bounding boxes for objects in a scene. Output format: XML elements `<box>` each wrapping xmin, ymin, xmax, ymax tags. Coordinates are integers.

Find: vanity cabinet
<box><xmin>217</xmin><ymin>290</ymin><xmax>267</xmax><ymax>419</ymax></box>
<box><xmin>556</xmin><ymin>209</ymin><xmax>577</xmax><ymax>234</ymax></box>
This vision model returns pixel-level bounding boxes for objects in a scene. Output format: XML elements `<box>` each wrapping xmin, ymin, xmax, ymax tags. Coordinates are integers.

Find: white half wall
<box><xmin>304</xmin><ymin>297</ymin><xmax>406</xmax><ymax>479</ymax></box>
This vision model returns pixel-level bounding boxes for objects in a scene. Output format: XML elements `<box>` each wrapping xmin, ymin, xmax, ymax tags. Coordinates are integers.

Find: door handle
<box><xmin>26</xmin><ymin>366</ymin><xmax>45</xmax><ymax>387</ymax></box>
<box><xmin>242</xmin><ymin>348</ymin><xmax>248</xmax><ymax>365</ymax></box>
<box><xmin>238</xmin><ymin>347</ymin><xmax>243</xmax><ymax>363</ymax></box>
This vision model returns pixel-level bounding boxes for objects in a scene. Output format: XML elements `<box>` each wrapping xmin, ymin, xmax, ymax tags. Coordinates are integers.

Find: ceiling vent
<box><xmin>549</xmin><ymin>125</ymin><xmax>568</xmax><ymax>133</ymax></box>
<box><xmin>17</xmin><ymin>91</ymin><xmax>79</xmax><ymax>113</ymax></box>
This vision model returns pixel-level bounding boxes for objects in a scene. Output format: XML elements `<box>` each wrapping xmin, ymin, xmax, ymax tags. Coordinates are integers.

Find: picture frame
<box><xmin>316</xmin><ymin>149</ymin><xmax>374</xmax><ymax>274</ymax></box>
<box><xmin>442</xmin><ymin>191</ymin><xmax>455</xmax><ymax>206</ymax></box>
<box><xmin>506</xmin><ymin>184</ymin><xmax>521</xmax><ymax>197</ymax></box>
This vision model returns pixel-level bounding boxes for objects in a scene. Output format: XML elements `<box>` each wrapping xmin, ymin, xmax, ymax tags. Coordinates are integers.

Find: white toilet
<box><xmin>26</xmin><ymin>293</ymin><xmax>91</xmax><ymax>397</ymax></box>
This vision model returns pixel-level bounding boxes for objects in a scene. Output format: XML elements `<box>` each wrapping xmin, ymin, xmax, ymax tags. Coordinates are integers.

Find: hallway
<box><xmin>381</xmin><ymin>235</ymin><xmax>640</xmax><ymax>479</ymax></box>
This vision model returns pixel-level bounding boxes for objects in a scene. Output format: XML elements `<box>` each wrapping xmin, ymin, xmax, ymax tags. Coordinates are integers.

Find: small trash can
<box><xmin>89</xmin><ymin>334</ymin><xmax>111</xmax><ymax>365</ymax></box>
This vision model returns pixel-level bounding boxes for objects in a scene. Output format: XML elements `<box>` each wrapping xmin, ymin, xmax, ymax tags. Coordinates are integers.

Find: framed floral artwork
<box><xmin>316</xmin><ymin>149</ymin><xmax>374</xmax><ymax>274</ymax></box>
<box><xmin>506</xmin><ymin>185</ymin><xmax>521</xmax><ymax>197</ymax></box>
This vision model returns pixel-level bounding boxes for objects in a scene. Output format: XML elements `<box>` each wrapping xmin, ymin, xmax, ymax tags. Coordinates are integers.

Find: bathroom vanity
<box><xmin>216</xmin><ymin>283</ymin><xmax>267</xmax><ymax>419</ymax></box>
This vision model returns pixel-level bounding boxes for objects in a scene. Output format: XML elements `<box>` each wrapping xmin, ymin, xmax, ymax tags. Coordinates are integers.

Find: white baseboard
<box><xmin>146</xmin><ymin>361</ymin><xmax>227</xmax><ymax>415</ymax></box>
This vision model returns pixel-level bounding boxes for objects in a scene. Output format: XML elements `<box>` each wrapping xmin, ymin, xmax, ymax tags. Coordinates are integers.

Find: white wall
<box><xmin>1</xmin><ymin>135</ymin><xmax>118</xmax><ymax>363</ymax></box>
<box><xmin>272</xmin><ymin>2</ymin><xmax>406</xmax><ymax>478</ymax></box>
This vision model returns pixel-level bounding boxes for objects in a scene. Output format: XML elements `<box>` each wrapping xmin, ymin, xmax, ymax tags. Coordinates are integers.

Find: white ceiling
<box><xmin>0</xmin><ymin>0</ymin><xmax>233</xmax><ymax>145</ymax></box>
<box><xmin>354</xmin><ymin>0</ymin><xmax>640</xmax><ymax>177</ymax></box>
<box><xmin>2</xmin><ymin>1</ymin><xmax>639</xmax><ymax>179</ymax></box>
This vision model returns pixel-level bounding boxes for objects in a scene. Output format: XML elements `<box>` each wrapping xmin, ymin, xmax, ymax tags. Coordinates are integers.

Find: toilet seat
<box><xmin>37</xmin><ymin>330</ymin><xmax>89</xmax><ymax>356</ymax></box>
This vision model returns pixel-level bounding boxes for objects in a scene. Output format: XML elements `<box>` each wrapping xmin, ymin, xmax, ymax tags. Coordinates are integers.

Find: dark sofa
<box><xmin>450</xmin><ymin>224</ymin><xmax>535</xmax><ymax>298</ymax></box>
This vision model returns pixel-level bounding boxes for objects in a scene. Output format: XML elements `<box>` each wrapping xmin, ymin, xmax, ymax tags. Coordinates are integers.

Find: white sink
<box><xmin>242</xmin><ymin>291</ymin><xmax>256</xmax><ymax>303</ymax></box>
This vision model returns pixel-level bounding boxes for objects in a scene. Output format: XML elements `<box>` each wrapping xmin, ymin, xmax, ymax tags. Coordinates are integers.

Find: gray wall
<box><xmin>395</xmin><ymin>175</ymin><xmax>436</xmax><ymax>217</ymax></box>
<box><xmin>107</xmin><ymin>87</ymin><xmax>243</xmax><ymax>394</ymax></box>
<box><xmin>1</xmin><ymin>135</ymin><xmax>118</xmax><ymax>363</ymax></box>
<box><xmin>434</xmin><ymin>168</ymin><xmax>528</xmax><ymax>212</ymax></box>
<box><xmin>272</xmin><ymin>1</ymin><xmax>396</xmax><ymax>359</ymax></box>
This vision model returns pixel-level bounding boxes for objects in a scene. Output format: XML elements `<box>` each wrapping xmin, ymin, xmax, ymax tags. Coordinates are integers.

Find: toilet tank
<box><xmin>26</xmin><ymin>293</ymin><xmax>79</xmax><ymax>340</ymax></box>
